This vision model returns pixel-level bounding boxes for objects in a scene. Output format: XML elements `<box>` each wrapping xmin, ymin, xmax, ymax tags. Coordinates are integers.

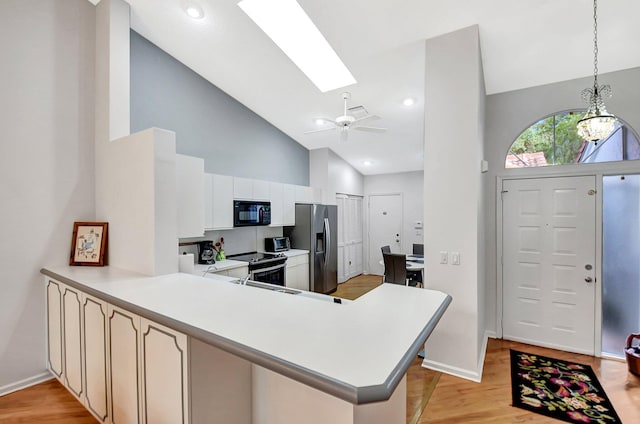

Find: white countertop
<box><xmin>41</xmin><ymin>265</ymin><xmax>450</xmax><ymax>404</ymax></box>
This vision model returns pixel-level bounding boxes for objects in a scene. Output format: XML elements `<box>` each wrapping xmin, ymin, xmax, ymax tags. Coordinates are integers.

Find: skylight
<box><xmin>238</xmin><ymin>0</ymin><xmax>356</xmax><ymax>93</ymax></box>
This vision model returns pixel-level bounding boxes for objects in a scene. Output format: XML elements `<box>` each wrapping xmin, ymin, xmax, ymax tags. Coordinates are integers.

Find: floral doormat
<box><xmin>510</xmin><ymin>349</ymin><xmax>622</xmax><ymax>423</ymax></box>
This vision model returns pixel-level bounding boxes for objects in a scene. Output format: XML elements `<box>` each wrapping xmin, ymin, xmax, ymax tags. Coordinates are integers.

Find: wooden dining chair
<box><xmin>381</xmin><ymin>245</ymin><xmax>391</xmax><ymax>254</ymax></box>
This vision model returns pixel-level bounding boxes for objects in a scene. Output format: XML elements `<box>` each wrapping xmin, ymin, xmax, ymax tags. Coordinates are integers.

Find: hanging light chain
<box><xmin>592</xmin><ymin>0</ymin><xmax>599</xmax><ymax>88</ymax></box>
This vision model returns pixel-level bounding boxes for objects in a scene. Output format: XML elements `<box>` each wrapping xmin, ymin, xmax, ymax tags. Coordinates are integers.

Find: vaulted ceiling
<box><xmin>92</xmin><ymin>0</ymin><xmax>640</xmax><ymax>175</ymax></box>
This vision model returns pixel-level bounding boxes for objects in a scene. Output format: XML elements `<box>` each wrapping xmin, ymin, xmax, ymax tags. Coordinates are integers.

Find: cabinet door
<box><xmin>46</xmin><ymin>279</ymin><xmax>63</xmax><ymax>380</ymax></box>
<box><xmin>212</xmin><ymin>174</ymin><xmax>234</xmax><ymax>229</ymax></box>
<box><xmin>252</xmin><ymin>180</ymin><xmax>270</xmax><ymax>200</ymax></box>
<box><xmin>226</xmin><ymin>266</ymin><xmax>249</xmax><ymax>279</ymax></box>
<box><xmin>176</xmin><ymin>154</ymin><xmax>205</xmax><ymax>238</ymax></box>
<box><xmin>294</xmin><ymin>185</ymin><xmax>312</xmax><ymax>203</ymax></box>
<box><xmin>269</xmin><ymin>182</ymin><xmax>284</xmax><ymax>226</ymax></box>
<box><xmin>204</xmin><ymin>173</ymin><xmax>214</xmax><ymax>230</ymax></box>
<box><xmin>83</xmin><ymin>295</ymin><xmax>110</xmax><ymax>423</ymax></box>
<box><xmin>109</xmin><ymin>305</ymin><xmax>142</xmax><ymax>424</ymax></box>
<box><xmin>233</xmin><ymin>177</ymin><xmax>253</xmax><ymax>200</ymax></box>
<box><xmin>63</xmin><ymin>285</ymin><xmax>83</xmax><ymax>400</ymax></box>
<box><xmin>141</xmin><ymin>319</ymin><xmax>189</xmax><ymax>424</ymax></box>
<box><xmin>283</xmin><ymin>184</ymin><xmax>296</xmax><ymax>226</ymax></box>
<box><xmin>296</xmin><ymin>263</ymin><xmax>310</xmax><ymax>291</ymax></box>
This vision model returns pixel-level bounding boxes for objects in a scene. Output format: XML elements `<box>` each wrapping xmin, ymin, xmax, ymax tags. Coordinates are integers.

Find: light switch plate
<box><xmin>451</xmin><ymin>252</ymin><xmax>460</xmax><ymax>265</ymax></box>
<box><xmin>439</xmin><ymin>251</ymin><xmax>448</xmax><ymax>264</ymax></box>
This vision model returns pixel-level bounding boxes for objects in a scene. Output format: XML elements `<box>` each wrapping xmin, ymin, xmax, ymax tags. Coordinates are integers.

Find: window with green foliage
<box><xmin>505</xmin><ymin>111</ymin><xmax>640</xmax><ymax>168</ymax></box>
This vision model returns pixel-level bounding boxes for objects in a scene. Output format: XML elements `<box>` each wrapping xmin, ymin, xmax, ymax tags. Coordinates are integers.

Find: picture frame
<box><xmin>69</xmin><ymin>222</ymin><xmax>108</xmax><ymax>266</ymax></box>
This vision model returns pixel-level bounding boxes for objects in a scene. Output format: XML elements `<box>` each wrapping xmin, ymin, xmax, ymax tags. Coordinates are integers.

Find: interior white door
<box><xmin>368</xmin><ymin>194</ymin><xmax>402</xmax><ymax>276</ymax></box>
<box><xmin>502</xmin><ymin>176</ymin><xmax>596</xmax><ymax>355</ymax></box>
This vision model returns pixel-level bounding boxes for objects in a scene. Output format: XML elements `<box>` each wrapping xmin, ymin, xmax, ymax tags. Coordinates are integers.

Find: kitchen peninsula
<box><xmin>42</xmin><ymin>266</ymin><xmax>450</xmax><ymax>424</ymax></box>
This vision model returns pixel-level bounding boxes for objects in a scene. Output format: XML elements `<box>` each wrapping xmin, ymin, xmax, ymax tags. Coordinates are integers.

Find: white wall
<box><xmin>363</xmin><ymin>171</ymin><xmax>424</xmax><ymax>273</ymax></box>
<box><xmin>0</xmin><ymin>0</ymin><xmax>96</xmax><ymax>393</ymax></box>
<box><xmin>483</xmin><ymin>66</ymin><xmax>640</xmax><ymax>337</ymax></box>
<box><xmin>422</xmin><ymin>26</ymin><xmax>486</xmax><ymax>381</ymax></box>
<box><xmin>310</xmin><ymin>148</ymin><xmax>364</xmax><ymax>203</ymax></box>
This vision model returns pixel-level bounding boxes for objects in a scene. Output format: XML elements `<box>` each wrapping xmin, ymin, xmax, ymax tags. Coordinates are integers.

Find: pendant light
<box><xmin>576</xmin><ymin>0</ymin><xmax>617</xmax><ymax>142</ymax></box>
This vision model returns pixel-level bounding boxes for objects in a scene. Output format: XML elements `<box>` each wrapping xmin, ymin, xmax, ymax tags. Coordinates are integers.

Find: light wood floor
<box><xmin>2</xmin><ymin>275</ymin><xmax>639</xmax><ymax>423</ymax></box>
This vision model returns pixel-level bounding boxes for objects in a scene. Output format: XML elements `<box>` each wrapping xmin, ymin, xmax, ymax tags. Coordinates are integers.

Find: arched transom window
<box><xmin>505</xmin><ymin>111</ymin><xmax>640</xmax><ymax>168</ymax></box>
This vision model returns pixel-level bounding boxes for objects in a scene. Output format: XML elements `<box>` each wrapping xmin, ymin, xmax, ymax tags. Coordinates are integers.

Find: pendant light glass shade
<box><xmin>577</xmin><ymin>0</ymin><xmax>617</xmax><ymax>142</ymax></box>
<box><xmin>577</xmin><ymin>85</ymin><xmax>617</xmax><ymax>141</ymax></box>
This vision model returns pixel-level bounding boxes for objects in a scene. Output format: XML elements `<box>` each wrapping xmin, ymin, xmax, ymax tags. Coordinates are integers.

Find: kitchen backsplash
<box><xmin>179</xmin><ymin>226</ymin><xmax>283</xmax><ymax>259</ymax></box>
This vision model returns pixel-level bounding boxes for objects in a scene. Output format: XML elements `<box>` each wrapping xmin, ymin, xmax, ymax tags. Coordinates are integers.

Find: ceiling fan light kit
<box><xmin>304</xmin><ymin>92</ymin><xmax>387</xmax><ymax>140</ymax></box>
<box><xmin>576</xmin><ymin>0</ymin><xmax>617</xmax><ymax>142</ymax></box>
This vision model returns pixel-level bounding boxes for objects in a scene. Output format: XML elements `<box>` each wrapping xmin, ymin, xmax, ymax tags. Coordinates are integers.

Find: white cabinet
<box><xmin>176</xmin><ymin>154</ymin><xmax>205</xmax><ymax>238</ymax></box>
<box><xmin>286</xmin><ymin>254</ymin><xmax>309</xmax><ymax>291</ymax></box>
<box><xmin>46</xmin><ymin>279</ymin><xmax>63</xmax><ymax>380</ymax></box>
<box><xmin>233</xmin><ymin>177</ymin><xmax>253</xmax><ymax>200</ymax></box>
<box><xmin>234</xmin><ymin>177</ymin><xmax>271</xmax><ymax>201</ymax></box>
<box><xmin>336</xmin><ymin>194</ymin><xmax>364</xmax><ymax>282</ymax></box>
<box><xmin>62</xmin><ymin>285</ymin><xmax>83</xmax><ymax>400</ymax></box>
<box><xmin>210</xmin><ymin>265</ymin><xmax>249</xmax><ymax>279</ymax></box>
<box><xmin>46</xmin><ymin>279</ymin><xmax>111</xmax><ymax>423</ymax></box>
<box><xmin>109</xmin><ymin>304</ymin><xmax>143</xmax><ymax>424</ymax></box>
<box><xmin>141</xmin><ymin>319</ymin><xmax>189</xmax><ymax>424</ymax></box>
<box><xmin>283</xmin><ymin>184</ymin><xmax>296</xmax><ymax>226</ymax></box>
<box><xmin>204</xmin><ymin>173</ymin><xmax>234</xmax><ymax>230</ymax></box>
<box><xmin>269</xmin><ymin>183</ymin><xmax>284</xmax><ymax>226</ymax></box>
<box><xmin>295</xmin><ymin>185</ymin><xmax>313</xmax><ymax>203</ymax></box>
<box><xmin>253</xmin><ymin>180</ymin><xmax>270</xmax><ymax>200</ymax></box>
<box><xmin>83</xmin><ymin>294</ymin><xmax>110</xmax><ymax>423</ymax></box>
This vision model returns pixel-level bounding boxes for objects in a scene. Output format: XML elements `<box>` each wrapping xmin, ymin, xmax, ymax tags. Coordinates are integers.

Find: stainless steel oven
<box><xmin>227</xmin><ymin>252</ymin><xmax>287</xmax><ymax>287</ymax></box>
<box><xmin>250</xmin><ymin>262</ymin><xmax>286</xmax><ymax>286</ymax></box>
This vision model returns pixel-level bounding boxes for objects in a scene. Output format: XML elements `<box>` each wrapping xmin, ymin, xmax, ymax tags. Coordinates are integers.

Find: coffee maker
<box><xmin>197</xmin><ymin>241</ymin><xmax>216</xmax><ymax>264</ymax></box>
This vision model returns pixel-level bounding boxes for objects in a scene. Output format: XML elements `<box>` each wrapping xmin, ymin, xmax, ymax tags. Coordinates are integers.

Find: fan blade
<box><xmin>304</xmin><ymin>127</ymin><xmax>337</xmax><ymax>134</ymax></box>
<box><xmin>352</xmin><ymin>114</ymin><xmax>380</xmax><ymax>124</ymax></box>
<box><xmin>353</xmin><ymin>126</ymin><xmax>387</xmax><ymax>133</ymax></box>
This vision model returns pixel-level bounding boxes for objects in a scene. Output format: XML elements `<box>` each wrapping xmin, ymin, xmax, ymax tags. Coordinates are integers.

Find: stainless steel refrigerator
<box><xmin>284</xmin><ymin>204</ymin><xmax>338</xmax><ymax>294</ymax></box>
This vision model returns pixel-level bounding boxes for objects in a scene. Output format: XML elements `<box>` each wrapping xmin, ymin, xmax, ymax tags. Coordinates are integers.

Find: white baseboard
<box><xmin>421</xmin><ymin>331</ymin><xmax>492</xmax><ymax>383</ymax></box>
<box><xmin>0</xmin><ymin>371</ymin><xmax>54</xmax><ymax>397</ymax></box>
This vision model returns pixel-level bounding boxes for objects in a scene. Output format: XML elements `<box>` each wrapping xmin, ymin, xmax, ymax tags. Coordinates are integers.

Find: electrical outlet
<box><xmin>439</xmin><ymin>251</ymin><xmax>448</xmax><ymax>264</ymax></box>
<box><xmin>451</xmin><ymin>252</ymin><xmax>460</xmax><ymax>265</ymax></box>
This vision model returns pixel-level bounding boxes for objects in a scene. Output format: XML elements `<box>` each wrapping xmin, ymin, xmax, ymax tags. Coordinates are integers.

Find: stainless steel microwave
<box><xmin>233</xmin><ymin>200</ymin><xmax>271</xmax><ymax>227</ymax></box>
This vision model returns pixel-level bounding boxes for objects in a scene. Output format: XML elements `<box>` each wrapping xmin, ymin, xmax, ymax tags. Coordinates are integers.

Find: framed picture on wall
<box><xmin>69</xmin><ymin>222</ymin><xmax>108</xmax><ymax>266</ymax></box>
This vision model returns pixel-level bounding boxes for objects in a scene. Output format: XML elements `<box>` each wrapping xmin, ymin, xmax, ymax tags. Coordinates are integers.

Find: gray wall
<box><xmin>130</xmin><ymin>31</ymin><xmax>309</xmax><ymax>185</ymax></box>
<box><xmin>483</xmin><ymin>66</ymin><xmax>640</xmax><ymax>334</ymax></box>
<box><xmin>0</xmin><ymin>0</ymin><xmax>96</xmax><ymax>392</ymax></box>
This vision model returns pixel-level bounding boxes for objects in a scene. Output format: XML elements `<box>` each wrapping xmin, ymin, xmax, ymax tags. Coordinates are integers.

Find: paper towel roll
<box><xmin>178</xmin><ymin>253</ymin><xmax>195</xmax><ymax>274</ymax></box>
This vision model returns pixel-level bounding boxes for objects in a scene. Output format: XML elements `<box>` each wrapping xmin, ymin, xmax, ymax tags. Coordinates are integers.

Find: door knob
<box><xmin>585</xmin><ymin>277</ymin><xmax>593</xmax><ymax>283</ymax></box>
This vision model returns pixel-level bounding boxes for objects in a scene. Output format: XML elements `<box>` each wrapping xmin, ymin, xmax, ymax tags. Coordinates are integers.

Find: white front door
<box><xmin>502</xmin><ymin>176</ymin><xmax>596</xmax><ymax>355</ymax></box>
<box><xmin>368</xmin><ymin>194</ymin><xmax>402</xmax><ymax>276</ymax></box>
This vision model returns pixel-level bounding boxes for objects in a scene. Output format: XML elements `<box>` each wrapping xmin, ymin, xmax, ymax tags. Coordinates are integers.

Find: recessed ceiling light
<box><xmin>315</xmin><ymin>118</ymin><xmax>326</xmax><ymax>126</ymax></box>
<box><xmin>238</xmin><ymin>0</ymin><xmax>356</xmax><ymax>93</ymax></box>
<box><xmin>403</xmin><ymin>97</ymin><xmax>415</xmax><ymax>107</ymax></box>
<box><xmin>184</xmin><ymin>3</ymin><xmax>204</xmax><ymax>19</ymax></box>
<box><xmin>363</xmin><ymin>160</ymin><xmax>372</xmax><ymax>166</ymax></box>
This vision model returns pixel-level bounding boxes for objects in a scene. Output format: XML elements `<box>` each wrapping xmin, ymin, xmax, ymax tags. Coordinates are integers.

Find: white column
<box><xmin>422</xmin><ymin>25</ymin><xmax>486</xmax><ymax>381</ymax></box>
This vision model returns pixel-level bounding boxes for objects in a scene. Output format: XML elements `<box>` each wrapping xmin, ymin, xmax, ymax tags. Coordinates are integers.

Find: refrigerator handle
<box><xmin>324</xmin><ymin>217</ymin><xmax>331</xmax><ymax>267</ymax></box>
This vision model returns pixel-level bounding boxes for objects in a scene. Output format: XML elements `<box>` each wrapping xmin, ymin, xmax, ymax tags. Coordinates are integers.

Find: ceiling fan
<box><xmin>304</xmin><ymin>92</ymin><xmax>387</xmax><ymax>141</ymax></box>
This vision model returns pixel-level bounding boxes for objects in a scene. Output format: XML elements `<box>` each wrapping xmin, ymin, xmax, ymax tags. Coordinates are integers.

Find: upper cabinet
<box><xmin>233</xmin><ymin>177</ymin><xmax>270</xmax><ymax>200</ymax></box>
<box><xmin>176</xmin><ymin>154</ymin><xmax>205</xmax><ymax>238</ymax></box>
<box><xmin>204</xmin><ymin>174</ymin><xmax>234</xmax><ymax>231</ymax></box>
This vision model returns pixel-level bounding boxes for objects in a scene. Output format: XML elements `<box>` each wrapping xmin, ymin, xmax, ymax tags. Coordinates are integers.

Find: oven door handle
<box><xmin>251</xmin><ymin>262</ymin><xmax>287</xmax><ymax>275</ymax></box>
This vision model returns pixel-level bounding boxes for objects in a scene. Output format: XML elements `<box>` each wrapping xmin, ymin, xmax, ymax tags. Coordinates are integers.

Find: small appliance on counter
<box><xmin>265</xmin><ymin>236</ymin><xmax>290</xmax><ymax>253</ymax></box>
<box><xmin>197</xmin><ymin>241</ymin><xmax>216</xmax><ymax>265</ymax></box>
